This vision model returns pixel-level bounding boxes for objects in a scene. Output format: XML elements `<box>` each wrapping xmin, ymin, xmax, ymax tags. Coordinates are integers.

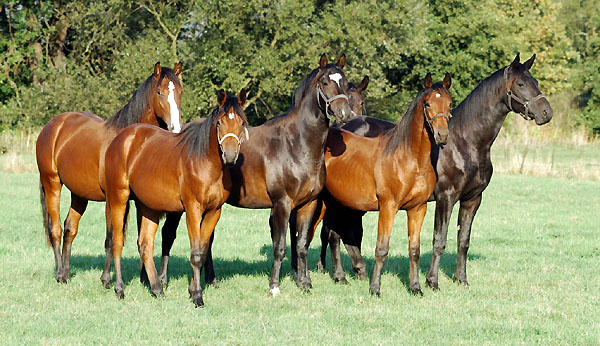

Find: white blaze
<box><xmin>329</xmin><ymin>73</ymin><xmax>342</xmax><ymax>87</ymax></box>
<box><xmin>167</xmin><ymin>81</ymin><xmax>181</xmax><ymax>133</ymax></box>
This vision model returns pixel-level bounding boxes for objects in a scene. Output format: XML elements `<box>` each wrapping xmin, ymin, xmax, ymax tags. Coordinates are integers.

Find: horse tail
<box><xmin>39</xmin><ymin>180</ymin><xmax>52</xmax><ymax>246</ymax></box>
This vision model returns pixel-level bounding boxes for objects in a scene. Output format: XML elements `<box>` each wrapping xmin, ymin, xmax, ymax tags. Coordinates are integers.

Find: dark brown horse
<box><xmin>319</xmin><ymin>54</ymin><xmax>553</xmax><ymax>290</ymax></box>
<box><xmin>36</xmin><ymin>62</ymin><xmax>182</xmax><ymax>283</ymax></box>
<box><xmin>312</xmin><ymin>73</ymin><xmax>452</xmax><ymax>296</ymax></box>
<box><xmin>104</xmin><ymin>90</ymin><xmax>248</xmax><ymax>306</ymax></box>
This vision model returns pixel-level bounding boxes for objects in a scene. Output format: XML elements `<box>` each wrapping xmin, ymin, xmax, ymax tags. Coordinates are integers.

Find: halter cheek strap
<box><xmin>317</xmin><ymin>84</ymin><xmax>349</xmax><ymax>119</ymax></box>
<box><xmin>503</xmin><ymin>67</ymin><xmax>548</xmax><ymax>121</ymax></box>
<box><xmin>423</xmin><ymin>104</ymin><xmax>451</xmax><ymax>131</ymax></box>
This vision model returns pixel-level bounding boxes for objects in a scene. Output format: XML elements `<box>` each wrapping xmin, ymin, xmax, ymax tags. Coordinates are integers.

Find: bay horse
<box><xmin>104</xmin><ymin>90</ymin><xmax>248</xmax><ymax>306</ymax></box>
<box><xmin>313</xmin><ymin>73</ymin><xmax>452</xmax><ymax>296</ymax></box>
<box><xmin>36</xmin><ymin>62</ymin><xmax>182</xmax><ymax>283</ymax></box>
<box><xmin>318</xmin><ymin>54</ymin><xmax>553</xmax><ymax>290</ymax></box>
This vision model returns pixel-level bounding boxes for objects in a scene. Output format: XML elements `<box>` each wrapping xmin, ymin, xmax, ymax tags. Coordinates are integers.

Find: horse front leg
<box><xmin>39</xmin><ymin>176</ymin><xmax>64</xmax><ymax>283</ymax></box>
<box><xmin>294</xmin><ymin>199</ymin><xmax>320</xmax><ymax>290</ymax></box>
<box><xmin>455</xmin><ymin>194</ymin><xmax>482</xmax><ymax>286</ymax></box>
<box><xmin>406</xmin><ymin>204</ymin><xmax>427</xmax><ymax>295</ymax></box>
<box><xmin>187</xmin><ymin>206</ymin><xmax>222</xmax><ymax>307</ymax></box>
<box><xmin>426</xmin><ymin>194</ymin><xmax>457</xmax><ymax>290</ymax></box>
<box><xmin>137</xmin><ymin>205</ymin><xmax>163</xmax><ymax>297</ymax></box>
<box><xmin>269</xmin><ymin>198</ymin><xmax>292</xmax><ymax>296</ymax></box>
<box><xmin>369</xmin><ymin>202</ymin><xmax>398</xmax><ymax>297</ymax></box>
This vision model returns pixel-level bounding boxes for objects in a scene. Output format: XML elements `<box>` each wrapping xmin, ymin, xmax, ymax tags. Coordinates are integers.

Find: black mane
<box><xmin>292</xmin><ymin>63</ymin><xmax>342</xmax><ymax>106</ymax></box>
<box><xmin>384</xmin><ymin>83</ymin><xmax>449</xmax><ymax>155</ymax></box>
<box><xmin>450</xmin><ymin>67</ymin><xmax>506</xmax><ymax>129</ymax></box>
<box><xmin>105</xmin><ymin>67</ymin><xmax>181</xmax><ymax>128</ymax></box>
<box><xmin>176</xmin><ymin>96</ymin><xmax>247</xmax><ymax>159</ymax></box>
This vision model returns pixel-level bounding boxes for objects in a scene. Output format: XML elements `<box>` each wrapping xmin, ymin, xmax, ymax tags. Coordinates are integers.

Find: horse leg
<box><xmin>455</xmin><ymin>194</ymin><xmax>482</xmax><ymax>286</ymax></box>
<box><xmin>327</xmin><ymin>227</ymin><xmax>347</xmax><ymax>284</ymax></box>
<box><xmin>288</xmin><ymin>210</ymin><xmax>298</xmax><ymax>273</ymax></box>
<box><xmin>269</xmin><ymin>199</ymin><xmax>292</xmax><ymax>296</ymax></box>
<box><xmin>108</xmin><ymin>189</ymin><xmax>130</xmax><ymax>299</ymax></box>
<box><xmin>137</xmin><ymin>205</ymin><xmax>163</xmax><ymax>297</ymax></box>
<box><xmin>344</xmin><ymin>219</ymin><xmax>367</xmax><ymax>280</ymax></box>
<box><xmin>406</xmin><ymin>204</ymin><xmax>427</xmax><ymax>295</ymax></box>
<box><xmin>136</xmin><ymin>201</ymin><xmax>149</xmax><ymax>286</ymax></box>
<box><xmin>60</xmin><ymin>193</ymin><xmax>88</xmax><ymax>282</ymax></box>
<box><xmin>188</xmin><ymin>207</ymin><xmax>222</xmax><ymax>307</ymax></box>
<box><xmin>40</xmin><ymin>176</ymin><xmax>65</xmax><ymax>283</ymax></box>
<box><xmin>294</xmin><ymin>200</ymin><xmax>319</xmax><ymax>290</ymax></box>
<box><xmin>317</xmin><ymin>224</ymin><xmax>329</xmax><ymax>273</ymax></box>
<box><xmin>204</xmin><ymin>232</ymin><xmax>217</xmax><ymax>286</ymax></box>
<box><xmin>158</xmin><ymin>212</ymin><xmax>181</xmax><ymax>287</ymax></box>
<box><xmin>369</xmin><ymin>202</ymin><xmax>397</xmax><ymax>296</ymax></box>
<box><xmin>426</xmin><ymin>195</ymin><xmax>456</xmax><ymax>290</ymax></box>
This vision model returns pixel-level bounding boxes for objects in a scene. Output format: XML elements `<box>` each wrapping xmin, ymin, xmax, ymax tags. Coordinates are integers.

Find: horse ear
<box><xmin>173</xmin><ymin>62</ymin><xmax>182</xmax><ymax>76</ymax></box>
<box><xmin>154</xmin><ymin>62</ymin><xmax>161</xmax><ymax>79</ymax></box>
<box><xmin>443</xmin><ymin>72</ymin><xmax>452</xmax><ymax>90</ymax></box>
<box><xmin>523</xmin><ymin>54</ymin><xmax>535</xmax><ymax>70</ymax></box>
<box><xmin>319</xmin><ymin>54</ymin><xmax>328</xmax><ymax>68</ymax></box>
<box><xmin>336</xmin><ymin>54</ymin><xmax>346</xmax><ymax>69</ymax></box>
<box><xmin>424</xmin><ymin>73</ymin><xmax>433</xmax><ymax>89</ymax></box>
<box><xmin>510</xmin><ymin>53</ymin><xmax>521</xmax><ymax>71</ymax></box>
<box><xmin>238</xmin><ymin>89</ymin><xmax>247</xmax><ymax>106</ymax></box>
<box><xmin>357</xmin><ymin>75</ymin><xmax>369</xmax><ymax>91</ymax></box>
<box><xmin>217</xmin><ymin>89</ymin><xmax>226</xmax><ymax>107</ymax></box>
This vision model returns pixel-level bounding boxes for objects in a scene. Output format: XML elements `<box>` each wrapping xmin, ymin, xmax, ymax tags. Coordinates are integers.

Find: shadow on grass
<box><xmin>69</xmin><ymin>244</ymin><xmax>483</xmax><ymax>294</ymax></box>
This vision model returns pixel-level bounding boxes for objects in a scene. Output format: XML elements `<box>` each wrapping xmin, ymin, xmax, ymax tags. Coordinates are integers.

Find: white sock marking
<box><xmin>329</xmin><ymin>73</ymin><xmax>342</xmax><ymax>87</ymax></box>
<box><xmin>167</xmin><ymin>81</ymin><xmax>181</xmax><ymax>133</ymax></box>
<box><xmin>270</xmin><ymin>287</ymin><xmax>280</xmax><ymax>296</ymax></box>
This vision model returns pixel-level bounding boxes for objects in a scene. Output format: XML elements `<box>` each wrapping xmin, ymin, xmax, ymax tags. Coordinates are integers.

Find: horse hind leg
<box><xmin>158</xmin><ymin>212</ymin><xmax>182</xmax><ymax>288</ymax></box>
<box><xmin>101</xmin><ymin>201</ymin><xmax>129</xmax><ymax>289</ymax></box>
<box><xmin>426</xmin><ymin>195</ymin><xmax>456</xmax><ymax>290</ymax></box>
<box><xmin>137</xmin><ymin>205</ymin><xmax>163</xmax><ymax>297</ymax></box>
<box><xmin>455</xmin><ymin>195</ymin><xmax>482</xmax><ymax>286</ymax></box>
<box><xmin>60</xmin><ymin>193</ymin><xmax>88</xmax><ymax>282</ymax></box>
<box><xmin>39</xmin><ymin>176</ymin><xmax>65</xmax><ymax>283</ymax></box>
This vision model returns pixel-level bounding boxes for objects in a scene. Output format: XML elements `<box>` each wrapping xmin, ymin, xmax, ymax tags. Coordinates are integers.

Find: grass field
<box><xmin>0</xmin><ymin>172</ymin><xmax>599</xmax><ymax>344</ymax></box>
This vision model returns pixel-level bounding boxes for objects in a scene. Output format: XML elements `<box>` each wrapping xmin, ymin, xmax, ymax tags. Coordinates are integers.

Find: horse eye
<box><xmin>425</xmin><ymin>102</ymin><xmax>430</xmax><ymax>107</ymax></box>
<box><xmin>323</xmin><ymin>82</ymin><xmax>329</xmax><ymax>86</ymax></box>
<box><xmin>157</xmin><ymin>91</ymin><xmax>163</xmax><ymax>96</ymax></box>
<box><xmin>517</xmin><ymin>82</ymin><xmax>524</xmax><ymax>87</ymax></box>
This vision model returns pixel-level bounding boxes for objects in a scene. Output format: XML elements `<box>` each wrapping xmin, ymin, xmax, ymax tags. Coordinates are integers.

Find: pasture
<box><xmin>0</xmin><ymin>172</ymin><xmax>598</xmax><ymax>344</ymax></box>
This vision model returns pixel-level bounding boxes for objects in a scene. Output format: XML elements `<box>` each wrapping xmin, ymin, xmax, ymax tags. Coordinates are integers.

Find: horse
<box><xmin>104</xmin><ymin>90</ymin><xmax>248</xmax><ymax>307</ymax></box>
<box><xmin>318</xmin><ymin>53</ymin><xmax>553</xmax><ymax>290</ymax></box>
<box><xmin>152</xmin><ymin>71</ymin><xmax>367</xmax><ymax>291</ymax></box>
<box><xmin>36</xmin><ymin>62</ymin><xmax>183</xmax><ymax>284</ymax></box>
<box><xmin>309</xmin><ymin>73</ymin><xmax>452</xmax><ymax>296</ymax></box>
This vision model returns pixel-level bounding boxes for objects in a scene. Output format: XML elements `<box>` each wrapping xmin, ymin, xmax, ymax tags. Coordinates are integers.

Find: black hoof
<box><xmin>425</xmin><ymin>279</ymin><xmax>439</xmax><ymax>291</ymax></box>
<box><xmin>56</xmin><ymin>275</ymin><xmax>67</xmax><ymax>284</ymax></box>
<box><xmin>369</xmin><ymin>286</ymin><xmax>381</xmax><ymax>297</ymax></box>
<box><xmin>411</xmin><ymin>288</ymin><xmax>424</xmax><ymax>296</ymax></box>
<box><xmin>100</xmin><ymin>276</ymin><xmax>111</xmax><ymax>289</ymax></box>
<box><xmin>115</xmin><ymin>288</ymin><xmax>125</xmax><ymax>300</ymax></box>
<box><xmin>334</xmin><ymin>277</ymin><xmax>349</xmax><ymax>285</ymax></box>
<box><xmin>452</xmin><ymin>275</ymin><xmax>469</xmax><ymax>287</ymax></box>
<box><xmin>191</xmin><ymin>294</ymin><xmax>204</xmax><ymax>307</ymax></box>
<box><xmin>316</xmin><ymin>261</ymin><xmax>325</xmax><ymax>273</ymax></box>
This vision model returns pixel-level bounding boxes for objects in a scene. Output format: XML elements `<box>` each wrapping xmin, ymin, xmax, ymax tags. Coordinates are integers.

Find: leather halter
<box><xmin>423</xmin><ymin>102</ymin><xmax>451</xmax><ymax>132</ymax></box>
<box><xmin>317</xmin><ymin>83</ymin><xmax>349</xmax><ymax>120</ymax></box>
<box><xmin>503</xmin><ymin>67</ymin><xmax>547</xmax><ymax>121</ymax></box>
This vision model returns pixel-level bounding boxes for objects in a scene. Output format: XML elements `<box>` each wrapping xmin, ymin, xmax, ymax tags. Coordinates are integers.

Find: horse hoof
<box><xmin>334</xmin><ymin>277</ymin><xmax>349</xmax><ymax>285</ymax></box>
<box><xmin>270</xmin><ymin>287</ymin><xmax>281</xmax><ymax>297</ymax></box>
<box><xmin>206</xmin><ymin>278</ymin><xmax>219</xmax><ymax>288</ymax></box>
<box><xmin>425</xmin><ymin>279</ymin><xmax>439</xmax><ymax>291</ymax></box>
<box><xmin>192</xmin><ymin>295</ymin><xmax>204</xmax><ymax>307</ymax></box>
<box><xmin>369</xmin><ymin>286</ymin><xmax>381</xmax><ymax>297</ymax></box>
<box><xmin>159</xmin><ymin>276</ymin><xmax>169</xmax><ymax>289</ymax></box>
<box><xmin>115</xmin><ymin>288</ymin><xmax>125</xmax><ymax>300</ymax></box>
<box><xmin>411</xmin><ymin>288</ymin><xmax>424</xmax><ymax>296</ymax></box>
<box><xmin>150</xmin><ymin>287</ymin><xmax>164</xmax><ymax>297</ymax></box>
<box><xmin>56</xmin><ymin>275</ymin><xmax>67</xmax><ymax>284</ymax></box>
<box><xmin>316</xmin><ymin>261</ymin><xmax>325</xmax><ymax>273</ymax></box>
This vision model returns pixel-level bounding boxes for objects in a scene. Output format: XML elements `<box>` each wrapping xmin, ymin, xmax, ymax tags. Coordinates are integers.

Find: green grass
<box><xmin>0</xmin><ymin>172</ymin><xmax>599</xmax><ymax>344</ymax></box>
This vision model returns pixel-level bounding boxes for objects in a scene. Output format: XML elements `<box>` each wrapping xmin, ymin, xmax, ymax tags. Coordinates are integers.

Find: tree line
<box><xmin>1</xmin><ymin>0</ymin><xmax>598</xmax><ymax>132</ymax></box>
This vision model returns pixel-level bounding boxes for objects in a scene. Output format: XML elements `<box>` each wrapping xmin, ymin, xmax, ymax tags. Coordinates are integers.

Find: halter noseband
<box><xmin>317</xmin><ymin>83</ymin><xmax>349</xmax><ymax>120</ymax></box>
<box><xmin>216</xmin><ymin>118</ymin><xmax>249</xmax><ymax>161</ymax></box>
<box><xmin>423</xmin><ymin>103</ymin><xmax>451</xmax><ymax>132</ymax></box>
<box><xmin>503</xmin><ymin>67</ymin><xmax>547</xmax><ymax>121</ymax></box>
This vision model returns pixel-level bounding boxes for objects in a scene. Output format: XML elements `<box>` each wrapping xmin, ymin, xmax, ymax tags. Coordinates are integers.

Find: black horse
<box><xmin>317</xmin><ymin>54</ymin><xmax>553</xmax><ymax>289</ymax></box>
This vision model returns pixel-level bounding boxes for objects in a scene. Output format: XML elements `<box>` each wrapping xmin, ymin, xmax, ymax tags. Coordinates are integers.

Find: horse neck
<box><xmin>293</xmin><ymin>87</ymin><xmax>330</xmax><ymax>149</ymax></box>
<box><xmin>453</xmin><ymin>71</ymin><xmax>511</xmax><ymax>150</ymax></box>
<box><xmin>139</xmin><ymin>105</ymin><xmax>160</xmax><ymax>127</ymax></box>
<box><xmin>407</xmin><ymin>100</ymin><xmax>432</xmax><ymax>166</ymax></box>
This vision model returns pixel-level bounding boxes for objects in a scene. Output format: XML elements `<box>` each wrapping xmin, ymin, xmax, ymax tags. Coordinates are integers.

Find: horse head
<box><xmin>149</xmin><ymin>62</ymin><xmax>183</xmax><ymax>133</ymax></box>
<box><xmin>214</xmin><ymin>89</ymin><xmax>249</xmax><ymax>165</ymax></box>
<box><xmin>315</xmin><ymin>54</ymin><xmax>353</xmax><ymax>124</ymax></box>
<box><xmin>423</xmin><ymin>72</ymin><xmax>452</xmax><ymax>145</ymax></box>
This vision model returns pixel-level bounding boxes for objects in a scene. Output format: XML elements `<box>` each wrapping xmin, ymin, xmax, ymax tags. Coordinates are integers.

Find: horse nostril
<box><xmin>543</xmin><ymin>109</ymin><xmax>548</xmax><ymax>117</ymax></box>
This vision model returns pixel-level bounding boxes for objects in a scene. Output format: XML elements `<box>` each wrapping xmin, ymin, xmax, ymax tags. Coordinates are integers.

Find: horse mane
<box><xmin>292</xmin><ymin>63</ymin><xmax>344</xmax><ymax>106</ymax></box>
<box><xmin>450</xmin><ymin>67</ymin><xmax>505</xmax><ymax>129</ymax></box>
<box><xmin>105</xmin><ymin>67</ymin><xmax>181</xmax><ymax>129</ymax></box>
<box><xmin>383</xmin><ymin>83</ymin><xmax>448</xmax><ymax>155</ymax></box>
<box><xmin>176</xmin><ymin>96</ymin><xmax>247</xmax><ymax>159</ymax></box>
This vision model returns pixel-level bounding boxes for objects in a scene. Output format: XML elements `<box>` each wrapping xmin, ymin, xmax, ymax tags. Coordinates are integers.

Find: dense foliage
<box><xmin>0</xmin><ymin>0</ymin><xmax>597</xmax><ymax>130</ymax></box>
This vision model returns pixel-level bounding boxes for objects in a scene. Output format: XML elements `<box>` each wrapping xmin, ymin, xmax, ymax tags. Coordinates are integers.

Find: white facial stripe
<box><xmin>435</xmin><ymin>93</ymin><xmax>441</xmax><ymax>98</ymax></box>
<box><xmin>329</xmin><ymin>73</ymin><xmax>342</xmax><ymax>87</ymax></box>
<box><xmin>228</xmin><ymin>112</ymin><xmax>235</xmax><ymax>119</ymax></box>
<box><xmin>167</xmin><ymin>81</ymin><xmax>181</xmax><ymax>133</ymax></box>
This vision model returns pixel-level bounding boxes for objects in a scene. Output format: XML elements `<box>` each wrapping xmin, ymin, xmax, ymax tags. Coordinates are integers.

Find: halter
<box><xmin>350</xmin><ymin>100</ymin><xmax>367</xmax><ymax>118</ymax></box>
<box><xmin>503</xmin><ymin>67</ymin><xmax>547</xmax><ymax>121</ymax></box>
<box><xmin>423</xmin><ymin>103</ymin><xmax>451</xmax><ymax>132</ymax></box>
<box><xmin>316</xmin><ymin>83</ymin><xmax>349</xmax><ymax>120</ymax></box>
<box><xmin>216</xmin><ymin>118</ymin><xmax>249</xmax><ymax>161</ymax></box>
